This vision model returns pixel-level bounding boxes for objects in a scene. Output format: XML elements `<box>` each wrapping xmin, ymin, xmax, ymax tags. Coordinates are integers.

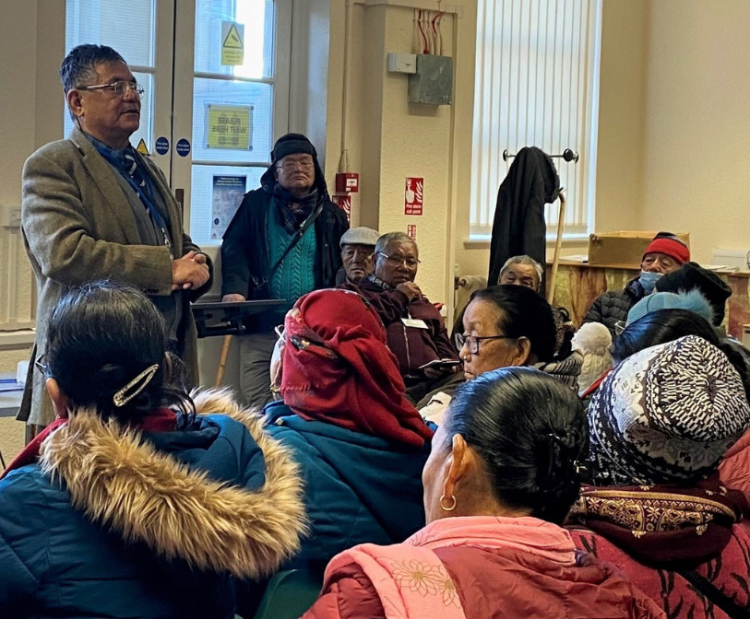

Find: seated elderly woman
<box><xmin>266</xmin><ymin>288</ymin><xmax>433</xmax><ymax>572</ymax></box>
<box><xmin>569</xmin><ymin>335</ymin><xmax>750</xmax><ymax>618</ymax></box>
<box><xmin>606</xmin><ymin>308</ymin><xmax>750</xmax><ymax>535</ymax></box>
<box><xmin>420</xmin><ymin>285</ymin><xmax>582</xmax><ymax>423</ymax></box>
<box><xmin>0</xmin><ymin>282</ymin><xmax>306</xmax><ymax>619</ymax></box>
<box><xmin>302</xmin><ymin>368</ymin><xmax>663</xmax><ymax>619</ymax></box>
<box><xmin>459</xmin><ymin>254</ymin><xmax>575</xmax><ymax>358</ymax></box>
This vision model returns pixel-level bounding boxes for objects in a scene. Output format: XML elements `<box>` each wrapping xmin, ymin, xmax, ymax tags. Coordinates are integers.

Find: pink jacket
<box><xmin>719</xmin><ymin>428</ymin><xmax>750</xmax><ymax>534</ymax></box>
<box><xmin>303</xmin><ymin>516</ymin><xmax>664</xmax><ymax>619</ymax></box>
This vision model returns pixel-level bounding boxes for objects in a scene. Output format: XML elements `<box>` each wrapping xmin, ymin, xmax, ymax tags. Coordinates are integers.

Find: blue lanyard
<box><xmin>99</xmin><ymin>149</ymin><xmax>174</xmax><ymax>258</ymax></box>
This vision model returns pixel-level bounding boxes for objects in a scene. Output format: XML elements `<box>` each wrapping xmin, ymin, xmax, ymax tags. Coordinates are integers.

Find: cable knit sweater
<box><xmin>267</xmin><ymin>210</ymin><xmax>318</xmax><ymax>317</ymax></box>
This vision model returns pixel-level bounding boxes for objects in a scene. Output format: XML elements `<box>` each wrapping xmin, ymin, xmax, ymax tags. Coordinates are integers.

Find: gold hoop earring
<box><xmin>439</xmin><ymin>494</ymin><xmax>457</xmax><ymax>512</ymax></box>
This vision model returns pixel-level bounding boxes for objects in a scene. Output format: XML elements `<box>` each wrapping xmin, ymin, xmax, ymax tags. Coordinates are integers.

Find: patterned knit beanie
<box><xmin>588</xmin><ymin>335</ymin><xmax>750</xmax><ymax>485</ymax></box>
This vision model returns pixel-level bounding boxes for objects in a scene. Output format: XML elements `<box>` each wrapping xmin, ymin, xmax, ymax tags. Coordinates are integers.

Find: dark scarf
<box><xmin>273</xmin><ymin>183</ymin><xmax>319</xmax><ymax>235</ymax></box>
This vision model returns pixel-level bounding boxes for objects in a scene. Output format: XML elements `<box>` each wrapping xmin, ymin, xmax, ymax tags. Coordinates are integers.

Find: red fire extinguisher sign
<box><xmin>404</xmin><ymin>177</ymin><xmax>423</xmax><ymax>215</ymax></box>
<box><xmin>333</xmin><ymin>194</ymin><xmax>352</xmax><ymax>221</ymax></box>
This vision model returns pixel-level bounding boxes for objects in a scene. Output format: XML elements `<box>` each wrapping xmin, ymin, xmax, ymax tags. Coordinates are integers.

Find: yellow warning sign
<box><xmin>221</xmin><ymin>21</ymin><xmax>244</xmax><ymax>66</ymax></box>
<box><xmin>136</xmin><ymin>138</ymin><xmax>149</xmax><ymax>156</ymax></box>
<box><xmin>205</xmin><ymin>104</ymin><xmax>253</xmax><ymax>150</ymax></box>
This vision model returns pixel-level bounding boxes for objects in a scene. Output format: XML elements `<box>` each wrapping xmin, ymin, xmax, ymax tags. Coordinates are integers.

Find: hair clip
<box><xmin>113</xmin><ymin>364</ymin><xmax>160</xmax><ymax>408</ymax></box>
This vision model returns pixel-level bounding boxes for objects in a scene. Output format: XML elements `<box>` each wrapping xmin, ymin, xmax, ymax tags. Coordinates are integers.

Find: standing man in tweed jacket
<box><xmin>20</xmin><ymin>44</ymin><xmax>212</xmax><ymax>428</ymax></box>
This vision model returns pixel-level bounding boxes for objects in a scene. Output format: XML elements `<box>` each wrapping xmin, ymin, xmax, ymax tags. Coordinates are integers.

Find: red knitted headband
<box><xmin>642</xmin><ymin>237</ymin><xmax>689</xmax><ymax>265</ymax></box>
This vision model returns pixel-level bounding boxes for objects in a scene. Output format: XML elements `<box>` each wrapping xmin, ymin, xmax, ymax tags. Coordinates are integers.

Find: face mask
<box><xmin>639</xmin><ymin>270</ymin><xmax>663</xmax><ymax>294</ymax></box>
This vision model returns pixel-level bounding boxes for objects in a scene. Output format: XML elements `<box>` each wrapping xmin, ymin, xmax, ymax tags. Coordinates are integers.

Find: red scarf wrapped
<box><xmin>281</xmin><ymin>289</ymin><xmax>433</xmax><ymax>447</ymax></box>
<box><xmin>1</xmin><ymin>408</ymin><xmax>177</xmax><ymax>480</ymax></box>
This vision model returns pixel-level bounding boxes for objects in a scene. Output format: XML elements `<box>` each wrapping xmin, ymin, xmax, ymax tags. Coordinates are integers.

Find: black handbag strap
<box><xmin>678</xmin><ymin>570</ymin><xmax>750</xmax><ymax>619</ymax></box>
<box><xmin>255</xmin><ymin>202</ymin><xmax>323</xmax><ymax>289</ymax></box>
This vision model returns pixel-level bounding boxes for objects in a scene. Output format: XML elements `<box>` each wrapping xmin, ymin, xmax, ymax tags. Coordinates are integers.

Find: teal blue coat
<box><xmin>0</xmin><ymin>405</ymin><xmax>305</xmax><ymax>619</ymax></box>
<box><xmin>264</xmin><ymin>402</ymin><xmax>430</xmax><ymax>570</ymax></box>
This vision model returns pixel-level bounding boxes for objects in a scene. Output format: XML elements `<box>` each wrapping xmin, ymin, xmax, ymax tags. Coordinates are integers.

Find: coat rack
<box><xmin>503</xmin><ymin>148</ymin><xmax>579</xmax><ymax>163</ymax></box>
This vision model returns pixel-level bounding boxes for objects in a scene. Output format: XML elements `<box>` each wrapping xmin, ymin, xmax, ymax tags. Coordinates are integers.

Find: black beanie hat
<box><xmin>655</xmin><ymin>261</ymin><xmax>732</xmax><ymax>326</ymax></box>
<box><xmin>271</xmin><ymin>133</ymin><xmax>316</xmax><ymax>163</ymax></box>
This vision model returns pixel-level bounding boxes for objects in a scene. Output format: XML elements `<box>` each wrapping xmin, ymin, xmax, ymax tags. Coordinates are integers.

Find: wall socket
<box><xmin>1</xmin><ymin>205</ymin><xmax>21</xmax><ymax>229</ymax></box>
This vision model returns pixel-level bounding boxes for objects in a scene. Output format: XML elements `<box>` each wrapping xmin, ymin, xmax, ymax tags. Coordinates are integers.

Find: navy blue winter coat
<box><xmin>0</xmin><ymin>392</ymin><xmax>306</xmax><ymax>619</ymax></box>
<box><xmin>264</xmin><ymin>401</ymin><xmax>430</xmax><ymax>570</ymax></box>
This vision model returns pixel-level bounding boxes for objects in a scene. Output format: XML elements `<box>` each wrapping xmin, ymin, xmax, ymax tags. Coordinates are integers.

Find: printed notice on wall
<box><xmin>205</xmin><ymin>104</ymin><xmax>253</xmax><ymax>150</ymax></box>
<box><xmin>405</xmin><ymin>177</ymin><xmax>424</xmax><ymax>215</ymax></box>
<box><xmin>212</xmin><ymin>176</ymin><xmax>247</xmax><ymax>239</ymax></box>
<box><xmin>221</xmin><ymin>21</ymin><xmax>245</xmax><ymax>66</ymax></box>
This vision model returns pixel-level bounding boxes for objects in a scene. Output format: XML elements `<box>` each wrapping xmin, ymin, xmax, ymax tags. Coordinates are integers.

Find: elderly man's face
<box><xmin>641</xmin><ymin>252</ymin><xmax>680</xmax><ymax>275</ymax></box>
<box><xmin>68</xmin><ymin>61</ymin><xmax>141</xmax><ymax>149</ymax></box>
<box><xmin>275</xmin><ymin>153</ymin><xmax>315</xmax><ymax>193</ymax></box>
<box><xmin>375</xmin><ymin>240</ymin><xmax>419</xmax><ymax>286</ymax></box>
<box><xmin>499</xmin><ymin>263</ymin><xmax>540</xmax><ymax>291</ymax></box>
<box><xmin>342</xmin><ymin>243</ymin><xmax>374</xmax><ymax>284</ymax></box>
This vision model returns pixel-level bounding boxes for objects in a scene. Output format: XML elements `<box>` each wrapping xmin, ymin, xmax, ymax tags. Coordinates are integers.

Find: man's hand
<box><xmin>423</xmin><ymin>365</ymin><xmax>446</xmax><ymax>380</ymax></box>
<box><xmin>222</xmin><ymin>294</ymin><xmax>246</xmax><ymax>303</ymax></box>
<box><xmin>172</xmin><ymin>251</ymin><xmax>210</xmax><ymax>291</ymax></box>
<box><xmin>396</xmin><ymin>282</ymin><xmax>422</xmax><ymax>303</ymax></box>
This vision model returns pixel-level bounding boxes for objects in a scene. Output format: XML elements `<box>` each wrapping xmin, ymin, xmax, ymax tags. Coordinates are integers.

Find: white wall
<box><xmin>322</xmin><ymin>0</ymin><xmax>476</xmax><ymax>313</ymax></box>
<box><xmin>0</xmin><ymin>0</ymin><xmax>65</xmax><ymax>462</ymax></box>
<box><xmin>639</xmin><ymin>0</ymin><xmax>750</xmax><ymax>263</ymax></box>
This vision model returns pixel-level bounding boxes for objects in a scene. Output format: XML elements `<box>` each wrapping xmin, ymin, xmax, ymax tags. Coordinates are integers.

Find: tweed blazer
<box><xmin>20</xmin><ymin>127</ymin><xmax>212</xmax><ymax>426</ymax></box>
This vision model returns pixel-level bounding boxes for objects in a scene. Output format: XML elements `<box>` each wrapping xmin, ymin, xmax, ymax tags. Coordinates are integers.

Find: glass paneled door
<box><xmin>65</xmin><ymin>0</ymin><xmax>291</xmax><ymax>263</ymax></box>
<box><xmin>64</xmin><ymin>0</ymin><xmax>175</xmax><ymax>181</ymax></box>
<box><xmin>172</xmin><ymin>0</ymin><xmax>291</xmax><ymax>250</ymax></box>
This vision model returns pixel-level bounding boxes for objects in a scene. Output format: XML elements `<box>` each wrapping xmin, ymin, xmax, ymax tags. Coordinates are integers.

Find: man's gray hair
<box><xmin>374</xmin><ymin>231</ymin><xmax>417</xmax><ymax>257</ymax></box>
<box><xmin>59</xmin><ymin>44</ymin><xmax>126</xmax><ymax>120</ymax></box>
<box><xmin>499</xmin><ymin>255</ymin><xmax>543</xmax><ymax>286</ymax></box>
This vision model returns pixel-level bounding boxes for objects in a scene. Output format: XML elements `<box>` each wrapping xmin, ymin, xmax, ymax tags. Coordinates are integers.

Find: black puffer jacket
<box><xmin>583</xmin><ymin>278</ymin><xmax>645</xmax><ymax>338</ymax></box>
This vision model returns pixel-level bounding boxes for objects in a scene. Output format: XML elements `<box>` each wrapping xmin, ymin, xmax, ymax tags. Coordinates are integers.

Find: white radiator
<box><xmin>0</xmin><ymin>208</ymin><xmax>34</xmax><ymax>332</ymax></box>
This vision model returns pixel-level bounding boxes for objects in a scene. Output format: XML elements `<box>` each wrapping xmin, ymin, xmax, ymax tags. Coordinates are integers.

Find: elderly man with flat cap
<box><xmin>222</xmin><ymin>133</ymin><xmax>348</xmax><ymax>407</ymax></box>
<box><xmin>336</xmin><ymin>226</ymin><xmax>380</xmax><ymax>286</ymax></box>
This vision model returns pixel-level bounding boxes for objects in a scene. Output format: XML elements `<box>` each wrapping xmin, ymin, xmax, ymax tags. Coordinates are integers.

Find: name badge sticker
<box><xmin>402</xmin><ymin>317</ymin><xmax>429</xmax><ymax>329</ymax></box>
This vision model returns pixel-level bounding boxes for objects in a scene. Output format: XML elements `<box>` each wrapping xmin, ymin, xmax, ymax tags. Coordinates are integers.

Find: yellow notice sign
<box><xmin>221</xmin><ymin>21</ymin><xmax>244</xmax><ymax>66</ymax></box>
<box><xmin>136</xmin><ymin>138</ymin><xmax>149</xmax><ymax>156</ymax></box>
<box><xmin>205</xmin><ymin>104</ymin><xmax>253</xmax><ymax>150</ymax></box>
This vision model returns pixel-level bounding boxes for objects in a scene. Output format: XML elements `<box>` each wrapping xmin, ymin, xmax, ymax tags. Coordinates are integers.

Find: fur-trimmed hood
<box><xmin>38</xmin><ymin>388</ymin><xmax>307</xmax><ymax>580</ymax></box>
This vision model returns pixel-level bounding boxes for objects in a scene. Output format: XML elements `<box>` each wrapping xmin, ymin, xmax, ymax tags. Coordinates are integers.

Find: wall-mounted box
<box><xmin>408</xmin><ymin>54</ymin><xmax>453</xmax><ymax>106</ymax></box>
<box><xmin>387</xmin><ymin>52</ymin><xmax>417</xmax><ymax>74</ymax></box>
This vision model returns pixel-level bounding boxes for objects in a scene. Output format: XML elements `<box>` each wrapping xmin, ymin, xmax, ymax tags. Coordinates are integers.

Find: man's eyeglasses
<box><xmin>76</xmin><ymin>81</ymin><xmax>144</xmax><ymax>98</ymax></box>
<box><xmin>277</xmin><ymin>160</ymin><xmax>314</xmax><ymax>172</ymax></box>
<box><xmin>455</xmin><ymin>333</ymin><xmax>515</xmax><ymax>355</ymax></box>
<box><xmin>377</xmin><ymin>252</ymin><xmax>420</xmax><ymax>270</ymax></box>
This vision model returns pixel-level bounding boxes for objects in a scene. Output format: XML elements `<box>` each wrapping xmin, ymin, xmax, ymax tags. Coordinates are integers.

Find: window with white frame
<box><xmin>64</xmin><ymin>0</ymin><xmax>156</xmax><ymax>149</ymax></box>
<box><xmin>64</xmin><ymin>0</ymin><xmax>289</xmax><ymax>248</ymax></box>
<box><xmin>470</xmin><ymin>0</ymin><xmax>602</xmax><ymax>240</ymax></box>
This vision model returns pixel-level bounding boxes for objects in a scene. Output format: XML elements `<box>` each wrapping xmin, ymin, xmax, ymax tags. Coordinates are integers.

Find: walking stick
<box><xmin>547</xmin><ymin>190</ymin><xmax>566</xmax><ymax>305</ymax></box>
<box><xmin>215</xmin><ymin>335</ymin><xmax>232</xmax><ymax>387</ymax></box>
